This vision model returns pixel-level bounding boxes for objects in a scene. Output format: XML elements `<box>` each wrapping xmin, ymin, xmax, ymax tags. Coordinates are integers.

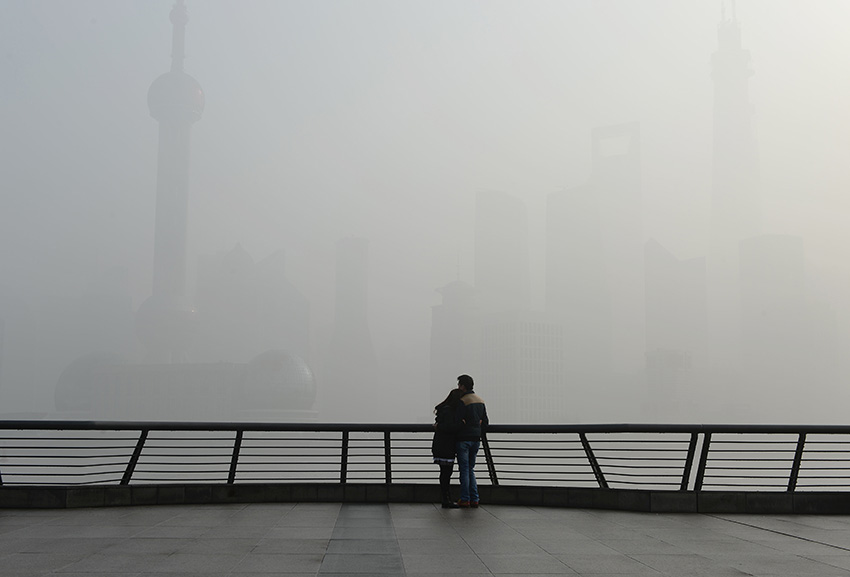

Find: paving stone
<box><xmin>237</xmin><ymin>553</ymin><xmax>324</xmax><ymax>573</ymax></box>
<box><xmin>331</xmin><ymin>526</ymin><xmax>396</xmax><ymax>540</ymax></box>
<box><xmin>326</xmin><ymin>539</ymin><xmax>401</xmax><ymax>554</ymax></box>
<box><xmin>556</xmin><ymin>552</ymin><xmax>664</xmax><ymax>574</ymax></box>
<box><xmin>397</xmin><ymin>539</ymin><xmax>474</xmax><ymax>555</ymax></box>
<box><xmin>319</xmin><ymin>553</ymin><xmax>405</xmax><ymax>573</ymax></box>
<box><xmin>251</xmin><ymin>538</ymin><xmax>329</xmax><ymax>554</ymax></box>
<box><xmin>5</xmin><ymin>503</ymin><xmax>850</xmax><ymax>576</ymax></box>
<box><xmin>402</xmin><ymin>553</ymin><xmax>490</xmax><ymax>573</ymax></box>
<box><xmin>478</xmin><ymin>553</ymin><xmax>573</xmax><ymax>574</ymax></box>
<box><xmin>145</xmin><ymin>553</ymin><xmax>245</xmax><ymax>573</ymax></box>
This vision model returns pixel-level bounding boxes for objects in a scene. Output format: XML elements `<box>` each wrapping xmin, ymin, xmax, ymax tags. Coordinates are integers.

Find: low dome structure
<box><xmin>243</xmin><ymin>350</ymin><xmax>317</xmax><ymax>411</ymax></box>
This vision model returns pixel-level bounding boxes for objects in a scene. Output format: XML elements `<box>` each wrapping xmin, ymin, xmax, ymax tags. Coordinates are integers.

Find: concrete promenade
<box><xmin>3</xmin><ymin>503</ymin><xmax>850</xmax><ymax>576</ymax></box>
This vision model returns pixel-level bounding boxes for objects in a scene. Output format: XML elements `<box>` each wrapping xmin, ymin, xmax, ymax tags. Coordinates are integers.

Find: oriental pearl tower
<box><xmin>136</xmin><ymin>0</ymin><xmax>205</xmax><ymax>363</ymax></box>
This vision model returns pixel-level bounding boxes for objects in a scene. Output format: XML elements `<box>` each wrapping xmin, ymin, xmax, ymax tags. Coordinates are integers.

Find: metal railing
<box><xmin>3</xmin><ymin>421</ymin><xmax>850</xmax><ymax>492</ymax></box>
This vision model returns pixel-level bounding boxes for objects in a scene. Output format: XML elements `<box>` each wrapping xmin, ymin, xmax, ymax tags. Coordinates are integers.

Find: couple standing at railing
<box><xmin>431</xmin><ymin>374</ymin><xmax>489</xmax><ymax>508</ymax></box>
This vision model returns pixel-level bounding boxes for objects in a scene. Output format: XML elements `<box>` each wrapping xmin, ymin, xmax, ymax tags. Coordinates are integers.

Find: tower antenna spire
<box><xmin>140</xmin><ymin>0</ymin><xmax>204</xmax><ymax>362</ymax></box>
<box><xmin>170</xmin><ymin>0</ymin><xmax>189</xmax><ymax>73</ymax></box>
<box><xmin>720</xmin><ymin>0</ymin><xmax>738</xmax><ymax>22</ymax></box>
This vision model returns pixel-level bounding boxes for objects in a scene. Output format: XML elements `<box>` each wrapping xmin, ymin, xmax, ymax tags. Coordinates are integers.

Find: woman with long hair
<box><xmin>431</xmin><ymin>387</ymin><xmax>463</xmax><ymax>508</ymax></box>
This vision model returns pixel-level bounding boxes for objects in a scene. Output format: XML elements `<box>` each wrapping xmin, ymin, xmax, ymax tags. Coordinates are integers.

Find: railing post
<box><xmin>227</xmin><ymin>430</ymin><xmax>243</xmax><ymax>484</ymax></box>
<box><xmin>680</xmin><ymin>432</ymin><xmax>699</xmax><ymax>491</ymax></box>
<box><xmin>580</xmin><ymin>432</ymin><xmax>608</xmax><ymax>489</ymax></box>
<box><xmin>694</xmin><ymin>432</ymin><xmax>711</xmax><ymax>491</ymax></box>
<box><xmin>481</xmin><ymin>433</ymin><xmax>499</xmax><ymax>486</ymax></box>
<box><xmin>340</xmin><ymin>431</ymin><xmax>349</xmax><ymax>484</ymax></box>
<box><xmin>788</xmin><ymin>432</ymin><xmax>807</xmax><ymax>492</ymax></box>
<box><xmin>121</xmin><ymin>430</ymin><xmax>148</xmax><ymax>485</ymax></box>
<box><xmin>384</xmin><ymin>431</ymin><xmax>392</xmax><ymax>484</ymax></box>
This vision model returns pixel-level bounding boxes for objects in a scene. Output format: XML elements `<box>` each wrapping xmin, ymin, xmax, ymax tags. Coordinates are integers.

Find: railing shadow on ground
<box><xmin>3</xmin><ymin>421</ymin><xmax>850</xmax><ymax>513</ymax></box>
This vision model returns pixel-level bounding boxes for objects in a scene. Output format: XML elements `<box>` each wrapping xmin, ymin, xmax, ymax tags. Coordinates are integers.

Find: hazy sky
<box><xmin>3</xmin><ymin>1</ymin><xmax>850</xmax><ymax>395</ymax></box>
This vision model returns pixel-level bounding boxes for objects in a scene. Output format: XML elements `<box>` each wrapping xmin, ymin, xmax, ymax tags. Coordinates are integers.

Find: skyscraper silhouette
<box><xmin>324</xmin><ymin>237</ymin><xmax>379</xmax><ymax>421</ymax></box>
<box><xmin>591</xmin><ymin>123</ymin><xmax>644</xmax><ymax>374</ymax></box>
<box><xmin>644</xmin><ymin>239</ymin><xmax>706</xmax><ymax>419</ymax></box>
<box><xmin>546</xmin><ymin>123</ymin><xmax>642</xmax><ymax>380</ymax></box>
<box><xmin>474</xmin><ymin>191</ymin><xmax>531</xmax><ymax>315</ymax></box>
<box><xmin>707</xmin><ymin>3</ymin><xmax>759</xmax><ymax>370</ymax></box>
<box><xmin>712</xmin><ymin>1</ymin><xmax>760</xmax><ymax>240</ymax></box>
<box><xmin>136</xmin><ymin>0</ymin><xmax>205</xmax><ymax>363</ymax></box>
<box><xmin>429</xmin><ymin>280</ymin><xmax>477</xmax><ymax>407</ymax></box>
<box><xmin>738</xmin><ymin>235</ymin><xmax>809</xmax><ymax>415</ymax></box>
<box><xmin>193</xmin><ymin>246</ymin><xmax>310</xmax><ymax>363</ymax></box>
<box><xmin>546</xmin><ymin>183</ymin><xmax>611</xmax><ymax>379</ymax></box>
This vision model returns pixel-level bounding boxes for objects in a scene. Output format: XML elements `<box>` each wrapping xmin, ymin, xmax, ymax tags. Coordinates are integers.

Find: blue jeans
<box><xmin>456</xmin><ymin>440</ymin><xmax>480</xmax><ymax>502</ymax></box>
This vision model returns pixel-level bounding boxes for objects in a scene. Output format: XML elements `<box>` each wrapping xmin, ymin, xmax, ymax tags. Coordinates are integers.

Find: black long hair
<box><xmin>434</xmin><ymin>388</ymin><xmax>463</xmax><ymax>413</ymax></box>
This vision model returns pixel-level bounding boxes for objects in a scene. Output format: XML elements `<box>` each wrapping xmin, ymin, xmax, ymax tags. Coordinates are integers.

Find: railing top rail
<box><xmin>1</xmin><ymin>420</ymin><xmax>850</xmax><ymax>435</ymax></box>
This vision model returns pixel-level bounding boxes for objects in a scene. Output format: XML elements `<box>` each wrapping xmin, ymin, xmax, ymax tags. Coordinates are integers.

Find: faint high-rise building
<box><xmin>475</xmin><ymin>191</ymin><xmax>530</xmax><ymax>314</ymax></box>
<box><xmin>591</xmin><ymin>123</ymin><xmax>644</xmax><ymax>374</ymax></box>
<box><xmin>546</xmin><ymin>123</ymin><xmax>642</xmax><ymax>379</ymax></box>
<box><xmin>324</xmin><ymin>237</ymin><xmax>378</xmax><ymax>421</ymax></box>
<box><xmin>644</xmin><ymin>239</ymin><xmax>706</xmax><ymax>418</ymax></box>
<box><xmin>591</xmin><ymin>122</ymin><xmax>645</xmax><ymax>373</ymax></box>
<box><xmin>193</xmin><ymin>245</ymin><xmax>310</xmax><ymax>363</ymax></box>
<box><xmin>480</xmin><ymin>312</ymin><xmax>568</xmax><ymax>424</ymax></box>
<box><xmin>707</xmin><ymin>5</ymin><xmax>759</xmax><ymax>370</ymax></box>
<box><xmin>712</xmin><ymin>2</ymin><xmax>759</xmax><ymax>241</ymax></box>
<box><xmin>136</xmin><ymin>0</ymin><xmax>205</xmax><ymax>363</ymax></box>
<box><xmin>429</xmin><ymin>280</ymin><xmax>478</xmax><ymax>406</ymax></box>
<box><xmin>546</xmin><ymin>184</ymin><xmax>611</xmax><ymax>379</ymax></box>
<box><xmin>739</xmin><ymin>235</ymin><xmax>806</xmax><ymax>383</ymax></box>
<box><xmin>644</xmin><ymin>240</ymin><xmax>706</xmax><ymax>358</ymax></box>
<box><xmin>734</xmin><ymin>233</ymin><xmax>845</xmax><ymax>419</ymax></box>
<box><xmin>252</xmin><ymin>250</ymin><xmax>311</xmax><ymax>359</ymax></box>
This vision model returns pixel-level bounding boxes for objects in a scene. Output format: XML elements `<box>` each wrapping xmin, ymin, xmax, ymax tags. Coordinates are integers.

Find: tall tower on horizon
<box><xmin>711</xmin><ymin>0</ymin><xmax>759</xmax><ymax>240</ymax></box>
<box><xmin>707</xmin><ymin>2</ymin><xmax>759</xmax><ymax>370</ymax></box>
<box><xmin>136</xmin><ymin>0</ymin><xmax>205</xmax><ymax>363</ymax></box>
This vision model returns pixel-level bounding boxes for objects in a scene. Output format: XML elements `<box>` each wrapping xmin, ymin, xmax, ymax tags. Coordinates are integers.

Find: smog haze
<box><xmin>2</xmin><ymin>0</ymin><xmax>850</xmax><ymax>424</ymax></box>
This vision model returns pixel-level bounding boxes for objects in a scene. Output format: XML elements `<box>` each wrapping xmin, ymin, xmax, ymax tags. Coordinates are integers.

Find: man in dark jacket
<box><xmin>455</xmin><ymin>374</ymin><xmax>488</xmax><ymax>508</ymax></box>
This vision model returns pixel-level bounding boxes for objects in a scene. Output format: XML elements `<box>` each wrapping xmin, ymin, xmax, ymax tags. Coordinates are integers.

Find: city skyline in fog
<box><xmin>2</xmin><ymin>1</ymin><xmax>850</xmax><ymax>422</ymax></box>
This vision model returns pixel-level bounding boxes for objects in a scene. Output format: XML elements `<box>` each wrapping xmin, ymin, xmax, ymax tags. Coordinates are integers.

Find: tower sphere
<box><xmin>148</xmin><ymin>72</ymin><xmax>205</xmax><ymax>124</ymax></box>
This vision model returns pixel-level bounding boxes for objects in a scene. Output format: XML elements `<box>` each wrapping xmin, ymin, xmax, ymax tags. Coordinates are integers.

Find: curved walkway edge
<box><xmin>4</xmin><ymin>483</ymin><xmax>850</xmax><ymax>514</ymax></box>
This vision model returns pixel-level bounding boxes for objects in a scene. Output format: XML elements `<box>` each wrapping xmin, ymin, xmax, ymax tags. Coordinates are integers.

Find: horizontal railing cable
<box><xmin>5</xmin><ymin>422</ymin><xmax>850</xmax><ymax>491</ymax></box>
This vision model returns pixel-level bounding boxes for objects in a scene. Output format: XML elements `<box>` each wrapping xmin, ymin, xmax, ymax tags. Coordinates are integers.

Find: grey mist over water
<box><xmin>2</xmin><ymin>1</ymin><xmax>850</xmax><ymax>424</ymax></box>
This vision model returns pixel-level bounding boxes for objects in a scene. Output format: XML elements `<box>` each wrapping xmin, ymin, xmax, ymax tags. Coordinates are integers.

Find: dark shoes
<box><xmin>442</xmin><ymin>490</ymin><xmax>459</xmax><ymax>508</ymax></box>
<box><xmin>457</xmin><ymin>500</ymin><xmax>471</xmax><ymax>508</ymax></box>
<box><xmin>471</xmin><ymin>501</ymin><xmax>479</xmax><ymax>508</ymax></box>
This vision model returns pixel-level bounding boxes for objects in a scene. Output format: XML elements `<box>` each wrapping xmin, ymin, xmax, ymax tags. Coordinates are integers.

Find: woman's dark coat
<box><xmin>431</xmin><ymin>403</ymin><xmax>461</xmax><ymax>459</ymax></box>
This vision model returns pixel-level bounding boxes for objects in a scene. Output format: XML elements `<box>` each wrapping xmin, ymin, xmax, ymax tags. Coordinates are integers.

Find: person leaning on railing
<box><xmin>455</xmin><ymin>374</ymin><xmax>489</xmax><ymax>508</ymax></box>
<box><xmin>431</xmin><ymin>387</ymin><xmax>463</xmax><ymax>508</ymax></box>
